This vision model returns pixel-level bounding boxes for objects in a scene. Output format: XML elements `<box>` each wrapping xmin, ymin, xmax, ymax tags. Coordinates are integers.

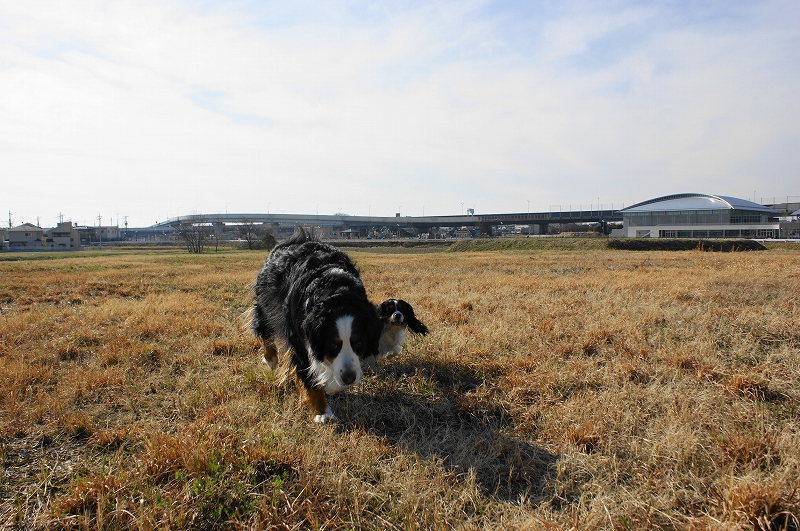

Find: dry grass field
<box><xmin>1</xmin><ymin>245</ymin><xmax>799</xmax><ymax>530</ymax></box>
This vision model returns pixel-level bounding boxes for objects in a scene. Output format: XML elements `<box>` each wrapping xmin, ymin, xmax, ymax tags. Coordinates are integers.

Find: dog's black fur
<box><xmin>251</xmin><ymin>229</ymin><xmax>380</xmax><ymax>422</ymax></box>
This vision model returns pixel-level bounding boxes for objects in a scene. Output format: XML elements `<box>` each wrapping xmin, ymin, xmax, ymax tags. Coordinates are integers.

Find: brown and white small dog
<box><xmin>362</xmin><ymin>299</ymin><xmax>429</xmax><ymax>371</ymax></box>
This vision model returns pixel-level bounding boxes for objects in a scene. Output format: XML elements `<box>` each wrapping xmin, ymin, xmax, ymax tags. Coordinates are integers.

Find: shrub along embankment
<box><xmin>334</xmin><ymin>239</ymin><xmax>451</xmax><ymax>250</ymax></box>
<box><xmin>607</xmin><ymin>238</ymin><xmax>767</xmax><ymax>251</ymax></box>
<box><xmin>447</xmin><ymin>238</ymin><xmax>609</xmax><ymax>252</ymax></box>
<box><xmin>448</xmin><ymin>238</ymin><xmax>768</xmax><ymax>252</ymax></box>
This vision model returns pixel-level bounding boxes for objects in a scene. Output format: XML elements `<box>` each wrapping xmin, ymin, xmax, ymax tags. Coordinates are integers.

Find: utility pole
<box><xmin>8</xmin><ymin>211</ymin><xmax>11</xmax><ymax>228</ymax></box>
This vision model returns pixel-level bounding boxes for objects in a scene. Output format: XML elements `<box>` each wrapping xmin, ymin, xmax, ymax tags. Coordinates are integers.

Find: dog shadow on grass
<box><xmin>329</xmin><ymin>360</ymin><xmax>558</xmax><ymax>503</ymax></box>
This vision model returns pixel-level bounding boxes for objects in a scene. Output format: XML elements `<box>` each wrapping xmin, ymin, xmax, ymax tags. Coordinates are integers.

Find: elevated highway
<box><xmin>148</xmin><ymin>209</ymin><xmax>622</xmax><ymax>235</ymax></box>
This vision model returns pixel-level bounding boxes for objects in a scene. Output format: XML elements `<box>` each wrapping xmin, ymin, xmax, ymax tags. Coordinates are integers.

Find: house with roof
<box><xmin>7</xmin><ymin>223</ymin><xmax>45</xmax><ymax>250</ymax></box>
<box><xmin>78</xmin><ymin>225</ymin><xmax>122</xmax><ymax>245</ymax></box>
<box><xmin>619</xmin><ymin>193</ymin><xmax>780</xmax><ymax>239</ymax></box>
<box><xmin>45</xmin><ymin>222</ymin><xmax>82</xmax><ymax>251</ymax></box>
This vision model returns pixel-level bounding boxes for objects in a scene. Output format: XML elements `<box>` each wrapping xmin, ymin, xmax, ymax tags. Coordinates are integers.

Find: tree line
<box><xmin>176</xmin><ymin>216</ymin><xmax>277</xmax><ymax>253</ymax></box>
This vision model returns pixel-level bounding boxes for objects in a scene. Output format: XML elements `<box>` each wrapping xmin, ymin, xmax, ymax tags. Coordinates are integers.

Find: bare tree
<box><xmin>176</xmin><ymin>215</ymin><xmax>210</xmax><ymax>253</ymax></box>
<box><xmin>260</xmin><ymin>228</ymin><xmax>277</xmax><ymax>250</ymax></box>
<box><xmin>211</xmin><ymin>216</ymin><xmax>223</xmax><ymax>251</ymax></box>
<box><xmin>238</xmin><ymin>218</ymin><xmax>262</xmax><ymax>250</ymax></box>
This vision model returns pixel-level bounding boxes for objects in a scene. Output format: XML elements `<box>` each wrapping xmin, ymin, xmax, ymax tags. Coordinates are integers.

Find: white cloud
<box><xmin>1</xmin><ymin>0</ymin><xmax>798</xmax><ymax>225</ymax></box>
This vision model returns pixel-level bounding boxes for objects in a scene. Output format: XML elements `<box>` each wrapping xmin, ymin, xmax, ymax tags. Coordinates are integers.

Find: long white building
<box><xmin>619</xmin><ymin>193</ymin><xmax>780</xmax><ymax>239</ymax></box>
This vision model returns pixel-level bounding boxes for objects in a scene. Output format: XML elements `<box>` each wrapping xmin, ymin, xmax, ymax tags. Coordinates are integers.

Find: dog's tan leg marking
<box><xmin>261</xmin><ymin>338</ymin><xmax>279</xmax><ymax>370</ymax></box>
<box><xmin>303</xmin><ymin>386</ymin><xmax>336</xmax><ymax>423</ymax></box>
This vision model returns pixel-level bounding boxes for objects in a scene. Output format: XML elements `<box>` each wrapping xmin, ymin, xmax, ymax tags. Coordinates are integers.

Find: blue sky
<box><xmin>2</xmin><ymin>0</ymin><xmax>798</xmax><ymax>227</ymax></box>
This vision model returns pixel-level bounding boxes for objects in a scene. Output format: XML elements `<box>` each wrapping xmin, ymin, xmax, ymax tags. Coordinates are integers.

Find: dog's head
<box><xmin>377</xmin><ymin>299</ymin><xmax>429</xmax><ymax>335</ymax></box>
<box><xmin>304</xmin><ymin>295</ymin><xmax>380</xmax><ymax>392</ymax></box>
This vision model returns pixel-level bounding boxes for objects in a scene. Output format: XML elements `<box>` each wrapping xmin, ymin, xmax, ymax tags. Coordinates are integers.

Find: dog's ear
<box><xmin>407</xmin><ymin>315</ymin><xmax>429</xmax><ymax>335</ymax></box>
<box><xmin>376</xmin><ymin>299</ymin><xmax>393</xmax><ymax>319</ymax></box>
<box><xmin>302</xmin><ymin>301</ymin><xmax>329</xmax><ymax>358</ymax></box>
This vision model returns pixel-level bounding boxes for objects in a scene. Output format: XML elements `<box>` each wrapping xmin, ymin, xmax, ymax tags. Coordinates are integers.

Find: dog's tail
<box><xmin>281</xmin><ymin>226</ymin><xmax>316</xmax><ymax>247</ymax></box>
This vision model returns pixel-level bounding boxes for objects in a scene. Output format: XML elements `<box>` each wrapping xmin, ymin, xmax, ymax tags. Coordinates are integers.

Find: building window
<box><xmin>731</xmin><ymin>213</ymin><xmax>763</xmax><ymax>224</ymax></box>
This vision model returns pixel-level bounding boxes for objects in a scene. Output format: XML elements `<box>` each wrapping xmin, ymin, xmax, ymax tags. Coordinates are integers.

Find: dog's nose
<box><xmin>341</xmin><ymin>368</ymin><xmax>357</xmax><ymax>386</ymax></box>
<box><xmin>391</xmin><ymin>311</ymin><xmax>404</xmax><ymax>322</ymax></box>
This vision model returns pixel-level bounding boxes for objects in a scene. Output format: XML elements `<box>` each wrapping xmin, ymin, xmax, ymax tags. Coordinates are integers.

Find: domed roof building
<box><xmin>618</xmin><ymin>193</ymin><xmax>780</xmax><ymax>239</ymax></box>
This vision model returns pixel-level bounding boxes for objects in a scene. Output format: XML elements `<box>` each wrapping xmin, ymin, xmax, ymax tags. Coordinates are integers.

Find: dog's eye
<box><xmin>351</xmin><ymin>335</ymin><xmax>361</xmax><ymax>348</ymax></box>
<box><xmin>332</xmin><ymin>338</ymin><xmax>343</xmax><ymax>350</ymax></box>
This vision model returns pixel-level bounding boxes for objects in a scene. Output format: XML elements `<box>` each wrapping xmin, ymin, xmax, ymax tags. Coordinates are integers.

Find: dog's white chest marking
<box><xmin>378</xmin><ymin>324</ymin><xmax>406</xmax><ymax>358</ymax></box>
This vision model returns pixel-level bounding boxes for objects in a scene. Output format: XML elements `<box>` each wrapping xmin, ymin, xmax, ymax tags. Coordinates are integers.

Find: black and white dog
<box><xmin>362</xmin><ymin>299</ymin><xmax>429</xmax><ymax>371</ymax></box>
<box><xmin>250</xmin><ymin>229</ymin><xmax>380</xmax><ymax>423</ymax></box>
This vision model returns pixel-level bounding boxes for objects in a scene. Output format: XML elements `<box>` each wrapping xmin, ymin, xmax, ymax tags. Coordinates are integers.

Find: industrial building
<box><xmin>619</xmin><ymin>193</ymin><xmax>780</xmax><ymax>238</ymax></box>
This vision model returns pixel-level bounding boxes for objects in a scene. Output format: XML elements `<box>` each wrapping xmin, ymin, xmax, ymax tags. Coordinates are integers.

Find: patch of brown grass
<box><xmin>1</xmin><ymin>246</ymin><xmax>799</xmax><ymax>529</ymax></box>
<box><xmin>723</xmin><ymin>478</ymin><xmax>800</xmax><ymax>531</ymax></box>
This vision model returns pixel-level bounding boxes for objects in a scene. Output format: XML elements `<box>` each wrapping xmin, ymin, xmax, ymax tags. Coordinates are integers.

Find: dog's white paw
<box><xmin>385</xmin><ymin>346</ymin><xmax>402</xmax><ymax>358</ymax></box>
<box><xmin>324</xmin><ymin>380</ymin><xmax>349</xmax><ymax>395</ymax></box>
<box><xmin>361</xmin><ymin>355</ymin><xmax>378</xmax><ymax>372</ymax></box>
<box><xmin>314</xmin><ymin>407</ymin><xmax>338</xmax><ymax>424</ymax></box>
